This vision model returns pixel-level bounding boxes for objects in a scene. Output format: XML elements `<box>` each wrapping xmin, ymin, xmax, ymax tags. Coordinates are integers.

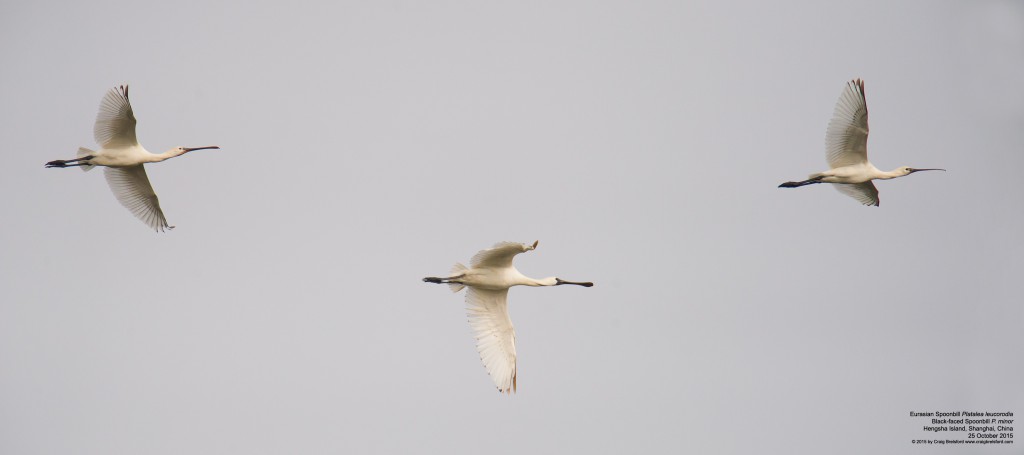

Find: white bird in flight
<box><xmin>778</xmin><ymin>79</ymin><xmax>944</xmax><ymax>206</ymax></box>
<box><xmin>45</xmin><ymin>85</ymin><xmax>219</xmax><ymax>231</ymax></box>
<box><xmin>423</xmin><ymin>241</ymin><xmax>593</xmax><ymax>394</ymax></box>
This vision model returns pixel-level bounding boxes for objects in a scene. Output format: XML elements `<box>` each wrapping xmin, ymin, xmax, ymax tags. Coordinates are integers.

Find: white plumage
<box><xmin>424</xmin><ymin>241</ymin><xmax>593</xmax><ymax>394</ymax></box>
<box><xmin>46</xmin><ymin>85</ymin><xmax>219</xmax><ymax>231</ymax></box>
<box><xmin>779</xmin><ymin>79</ymin><xmax>944</xmax><ymax>206</ymax></box>
<box><xmin>466</xmin><ymin>286</ymin><xmax>517</xmax><ymax>393</ymax></box>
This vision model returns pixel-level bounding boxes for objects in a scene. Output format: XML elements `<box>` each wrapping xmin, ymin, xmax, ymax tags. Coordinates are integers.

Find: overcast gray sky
<box><xmin>1</xmin><ymin>1</ymin><xmax>1022</xmax><ymax>454</ymax></box>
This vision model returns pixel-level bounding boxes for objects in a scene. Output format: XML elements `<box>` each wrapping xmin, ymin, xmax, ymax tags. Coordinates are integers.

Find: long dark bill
<box><xmin>908</xmin><ymin>168</ymin><xmax>945</xmax><ymax>174</ymax></box>
<box><xmin>556</xmin><ymin>278</ymin><xmax>594</xmax><ymax>287</ymax></box>
<box><xmin>185</xmin><ymin>146</ymin><xmax>220</xmax><ymax>152</ymax></box>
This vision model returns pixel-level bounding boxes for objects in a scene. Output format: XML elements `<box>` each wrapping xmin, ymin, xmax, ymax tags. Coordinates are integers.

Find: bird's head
<box><xmin>899</xmin><ymin>166</ymin><xmax>945</xmax><ymax>177</ymax></box>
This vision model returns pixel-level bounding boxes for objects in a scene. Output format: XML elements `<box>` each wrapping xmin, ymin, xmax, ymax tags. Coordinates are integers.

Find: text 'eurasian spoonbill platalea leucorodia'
<box><xmin>45</xmin><ymin>85</ymin><xmax>219</xmax><ymax>231</ymax></box>
<box><xmin>423</xmin><ymin>241</ymin><xmax>592</xmax><ymax>394</ymax></box>
<box><xmin>778</xmin><ymin>79</ymin><xmax>944</xmax><ymax>206</ymax></box>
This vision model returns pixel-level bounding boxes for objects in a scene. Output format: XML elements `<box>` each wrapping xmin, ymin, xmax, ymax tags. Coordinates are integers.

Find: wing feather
<box><xmin>103</xmin><ymin>166</ymin><xmax>172</xmax><ymax>231</ymax></box>
<box><xmin>834</xmin><ymin>181</ymin><xmax>879</xmax><ymax>206</ymax></box>
<box><xmin>94</xmin><ymin>85</ymin><xmax>138</xmax><ymax>148</ymax></box>
<box><xmin>825</xmin><ymin>79</ymin><xmax>869</xmax><ymax>169</ymax></box>
<box><xmin>465</xmin><ymin>287</ymin><xmax>517</xmax><ymax>393</ymax></box>
<box><xmin>470</xmin><ymin>241</ymin><xmax>533</xmax><ymax>269</ymax></box>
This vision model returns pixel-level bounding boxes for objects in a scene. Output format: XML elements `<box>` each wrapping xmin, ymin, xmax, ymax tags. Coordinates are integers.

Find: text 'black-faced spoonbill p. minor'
<box><xmin>45</xmin><ymin>85</ymin><xmax>219</xmax><ymax>231</ymax></box>
<box><xmin>423</xmin><ymin>241</ymin><xmax>593</xmax><ymax>394</ymax></box>
<box><xmin>778</xmin><ymin>79</ymin><xmax>944</xmax><ymax>206</ymax></box>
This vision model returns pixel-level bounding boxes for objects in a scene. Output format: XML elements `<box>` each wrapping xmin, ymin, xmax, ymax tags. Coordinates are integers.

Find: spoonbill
<box><xmin>423</xmin><ymin>241</ymin><xmax>593</xmax><ymax>394</ymax></box>
<box><xmin>45</xmin><ymin>85</ymin><xmax>219</xmax><ymax>231</ymax></box>
<box><xmin>778</xmin><ymin>79</ymin><xmax>944</xmax><ymax>206</ymax></box>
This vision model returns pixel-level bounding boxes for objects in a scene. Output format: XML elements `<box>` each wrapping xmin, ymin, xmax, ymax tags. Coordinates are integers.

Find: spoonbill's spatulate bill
<box><xmin>423</xmin><ymin>241</ymin><xmax>593</xmax><ymax>394</ymax></box>
<box><xmin>778</xmin><ymin>79</ymin><xmax>944</xmax><ymax>206</ymax></box>
<box><xmin>45</xmin><ymin>85</ymin><xmax>219</xmax><ymax>231</ymax></box>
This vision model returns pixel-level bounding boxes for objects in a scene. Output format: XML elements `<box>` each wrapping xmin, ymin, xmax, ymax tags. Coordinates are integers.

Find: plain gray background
<box><xmin>2</xmin><ymin>0</ymin><xmax>1022</xmax><ymax>453</ymax></box>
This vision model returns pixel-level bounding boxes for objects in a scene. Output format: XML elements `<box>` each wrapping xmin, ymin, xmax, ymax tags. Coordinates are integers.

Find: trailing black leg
<box><xmin>45</xmin><ymin>156</ymin><xmax>94</xmax><ymax>168</ymax></box>
<box><xmin>422</xmin><ymin>274</ymin><xmax>465</xmax><ymax>284</ymax></box>
<box><xmin>778</xmin><ymin>176</ymin><xmax>824</xmax><ymax>188</ymax></box>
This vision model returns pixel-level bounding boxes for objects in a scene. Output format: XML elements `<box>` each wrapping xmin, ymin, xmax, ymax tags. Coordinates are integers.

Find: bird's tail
<box><xmin>77</xmin><ymin>147</ymin><xmax>96</xmax><ymax>172</ymax></box>
<box><xmin>448</xmin><ymin>263</ymin><xmax>467</xmax><ymax>293</ymax></box>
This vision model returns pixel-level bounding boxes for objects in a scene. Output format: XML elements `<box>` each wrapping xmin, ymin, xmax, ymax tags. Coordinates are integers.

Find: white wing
<box><xmin>466</xmin><ymin>287</ymin><xmax>517</xmax><ymax>393</ymax></box>
<box><xmin>103</xmin><ymin>166</ymin><xmax>172</xmax><ymax>231</ymax></box>
<box><xmin>834</xmin><ymin>182</ymin><xmax>879</xmax><ymax>206</ymax></box>
<box><xmin>94</xmin><ymin>85</ymin><xmax>138</xmax><ymax>149</ymax></box>
<box><xmin>470</xmin><ymin>241</ymin><xmax>534</xmax><ymax>269</ymax></box>
<box><xmin>825</xmin><ymin>79</ymin><xmax>869</xmax><ymax>169</ymax></box>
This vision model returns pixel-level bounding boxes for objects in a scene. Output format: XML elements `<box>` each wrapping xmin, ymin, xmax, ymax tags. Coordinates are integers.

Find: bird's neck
<box><xmin>516</xmin><ymin>275</ymin><xmax>558</xmax><ymax>287</ymax></box>
<box><xmin>878</xmin><ymin>168</ymin><xmax>905</xmax><ymax>180</ymax></box>
<box><xmin>145</xmin><ymin>148</ymin><xmax>187</xmax><ymax>163</ymax></box>
<box><xmin>862</xmin><ymin>164</ymin><xmax>899</xmax><ymax>180</ymax></box>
